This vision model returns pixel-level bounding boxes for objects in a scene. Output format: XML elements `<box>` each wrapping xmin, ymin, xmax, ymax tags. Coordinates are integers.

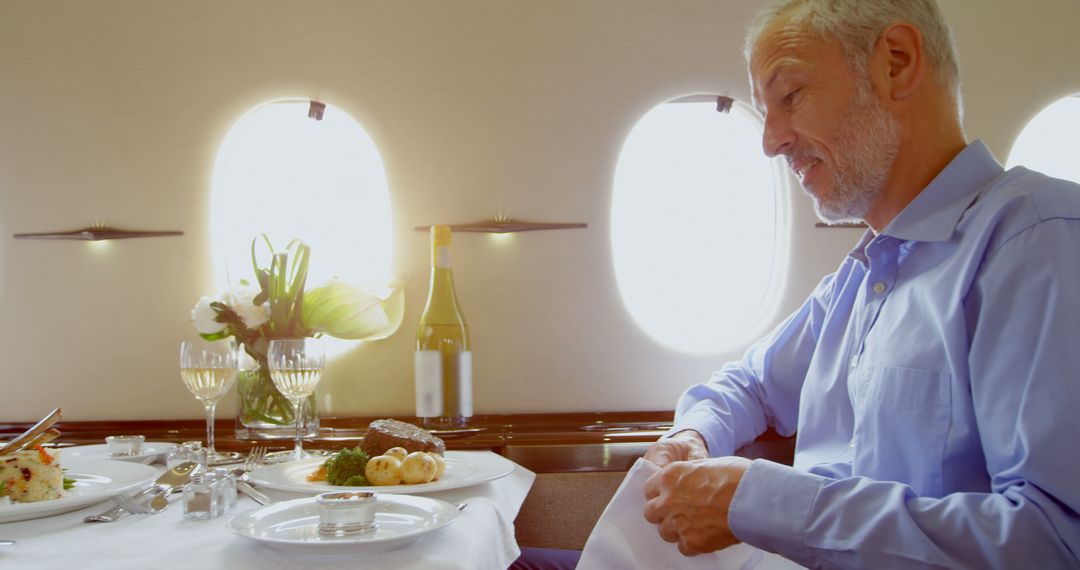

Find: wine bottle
<box><xmin>415</xmin><ymin>225</ymin><xmax>473</xmax><ymax>428</ymax></box>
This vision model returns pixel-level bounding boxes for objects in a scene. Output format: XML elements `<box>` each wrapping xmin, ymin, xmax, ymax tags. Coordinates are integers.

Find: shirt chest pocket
<box><xmin>852</xmin><ymin>366</ymin><xmax>952</xmax><ymax>497</ymax></box>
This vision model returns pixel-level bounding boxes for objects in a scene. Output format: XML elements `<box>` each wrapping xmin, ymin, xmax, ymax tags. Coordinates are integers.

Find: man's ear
<box><xmin>877</xmin><ymin>22</ymin><xmax>924</xmax><ymax>101</ymax></box>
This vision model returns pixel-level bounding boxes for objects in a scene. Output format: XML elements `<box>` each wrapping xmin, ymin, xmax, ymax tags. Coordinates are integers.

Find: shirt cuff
<box><xmin>729</xmin><ymin>459</ymin><xmax>826</xmax><ymax>563</ymax></box>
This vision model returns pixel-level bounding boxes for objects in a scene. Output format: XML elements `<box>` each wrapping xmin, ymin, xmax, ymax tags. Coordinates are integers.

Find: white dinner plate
<box><xmin>59</xmin><ymin>442</ymin><xmax>178</xmax><ymax>464</ymax></box>
<box><xmin>228</xmin><ymin>494</ymin><xmax>460</xmax><ymax>555</ymax></box>
<box><xmin>0</xmin><ymin>459</ymin><xmax>157</xmax><ymax>523</ymax></box>
<box><xmin>249</xmin><ymin>450</ymin><xmax>515</xmax><ymax>495</ymax></box>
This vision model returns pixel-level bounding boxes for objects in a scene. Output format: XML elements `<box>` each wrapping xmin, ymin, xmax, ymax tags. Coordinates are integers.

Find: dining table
<box><xmin>0</xmin><ymin>450</ymin><xmax>535</xmax><ymax>570</ymax></box>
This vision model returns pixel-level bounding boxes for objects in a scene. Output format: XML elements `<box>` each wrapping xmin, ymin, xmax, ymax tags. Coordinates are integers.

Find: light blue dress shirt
<box><xmin>669</xmin><ymin>141</ymin><xmax>1080</xmax><ymax>568</ymax></box>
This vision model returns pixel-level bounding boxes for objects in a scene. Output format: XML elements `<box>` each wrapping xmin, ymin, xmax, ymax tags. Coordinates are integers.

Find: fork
<box><xmin>235</xmin><ymin>446</ymin><xmax>272</xmax><ymax>505</ymax></box>
<box><xmin>113</xmin><ymin>492</ymin><xmax>168</xmax><ymax>521</ymax></box>
<box><xmin>243</xmin><ymin>446</ymin><xmax>267</xmax><ymax>472</ymax></box>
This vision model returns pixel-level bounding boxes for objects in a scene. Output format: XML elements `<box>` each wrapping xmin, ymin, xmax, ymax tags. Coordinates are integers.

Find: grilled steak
<box><xmin>361</xmin><ymin>419</ymin><xmax>446</xmax><ymax>457</ymax></box>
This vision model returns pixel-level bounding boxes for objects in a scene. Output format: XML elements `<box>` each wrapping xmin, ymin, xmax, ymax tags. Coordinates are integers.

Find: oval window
<box><xmin>611</xmin><ymin>97</ymin><xmax>787</xmax><ymax>354</ymax></box>
<box><xmin>1007</xmin><ymin>94</ymin><xmax>1080</xmax><ymax>184</ymax></box>
<box><xmin>210</xmin><ymin>101</ymin><xmax>394</xmax><ymax>292</ymax></box>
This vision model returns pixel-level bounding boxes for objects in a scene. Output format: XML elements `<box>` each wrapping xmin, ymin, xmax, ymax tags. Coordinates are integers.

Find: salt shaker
<box><xmin>167</xmin><ymin>441</ymin><xmax>207</xmax><ymax>470</ymax></box>
<box><xmin>211</xmin><ymin>467</ymin><xmax>237</xmax><ymax>514</ymax></box>
<box><xmin>105</xmin><ymin>435</ymin><xmax>144</xmax><ymax>457</ymax></box>
<box><xmin>182</xmin><ymin>471</ymin><xmax>217</xmax><ymax>520</ymax></box>
<box><xmin>316</xmin><ymin>491</ymin><xmax>377</xmax><ymax>536</ymax></box>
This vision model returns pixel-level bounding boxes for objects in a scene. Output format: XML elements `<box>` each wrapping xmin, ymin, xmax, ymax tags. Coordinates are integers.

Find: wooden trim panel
<box><xmin>1</xmin><ymin>411</ymin><xmax>794</xmax><ymax>473</ymax></box>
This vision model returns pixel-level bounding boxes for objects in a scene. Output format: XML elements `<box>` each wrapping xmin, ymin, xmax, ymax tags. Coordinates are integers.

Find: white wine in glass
<box><xmin>268</xmin><ymin>338</ymin><xmax>325</xmax><ymax>462</ymax></box>
<box><xmin>180</xmin><ymin>340</ymin><xmax>240</xmax><ymax>464</ymax></box>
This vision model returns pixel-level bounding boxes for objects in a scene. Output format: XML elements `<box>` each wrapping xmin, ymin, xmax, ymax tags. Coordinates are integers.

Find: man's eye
<box><xmin>784</xmin><ymin>88</ymin><xmax>802</xmax><ymax>104</ymax></box>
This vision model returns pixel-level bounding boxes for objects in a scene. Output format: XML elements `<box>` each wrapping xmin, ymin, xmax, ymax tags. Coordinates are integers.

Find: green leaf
<box><xmin>302</xmin><ymin>280</ymin><xmax>404</xmax><ymax>340</ymax></box>
<box><xmin>251</xmin><ymin>235</ymin><xmax>275</xmax><ymax>306</ymax></box>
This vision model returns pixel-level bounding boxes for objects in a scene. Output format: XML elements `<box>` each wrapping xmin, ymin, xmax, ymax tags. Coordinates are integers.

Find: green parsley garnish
<box><xmin>325</xmin><ymin>447</ymin><xmax>370</xmax><ymax>486</ymax></box>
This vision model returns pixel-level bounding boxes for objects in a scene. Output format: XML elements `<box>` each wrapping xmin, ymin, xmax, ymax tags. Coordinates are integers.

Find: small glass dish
<box><xmin>316</xmin><ymin>491</ymin><xmax>377</xmax><ymax>536</ymax></box>
<box><xmin>105</xmin><ymin>435</ymin><xmax>145</xmax><ymax>457</ymax></box>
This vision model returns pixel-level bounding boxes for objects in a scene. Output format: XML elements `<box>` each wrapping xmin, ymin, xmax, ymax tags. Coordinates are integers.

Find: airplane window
<box><xmin>611</xmin><ymin>97</ymin><xmax>787</xmax><ymax>354</ymax></box>
<box><xmin>1007</xmin><ymin>94</ymin><xmax>1080</xmax><ymax>185</ymax></box>
<box><xmin>210</xmin><ymin>100</ymin><xmax>393</xmax><ymax>297</ymax></box>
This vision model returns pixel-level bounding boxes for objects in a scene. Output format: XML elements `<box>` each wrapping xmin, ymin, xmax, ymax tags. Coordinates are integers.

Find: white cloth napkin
<box><xmin>577</xmin><ymin>458</ymin><xmax>805</xmax><ymax>570</ymax></box>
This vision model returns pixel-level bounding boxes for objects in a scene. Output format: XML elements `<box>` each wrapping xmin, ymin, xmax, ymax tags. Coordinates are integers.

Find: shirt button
<box><xmin>849</xmin><ymin>356</ymin><xmax>858</xmax><ymax>369</ymax></box>
<box><xmin>873</xmin><ymin>281</ymin><xmax>887</xmax><ymax>294</ymax></box>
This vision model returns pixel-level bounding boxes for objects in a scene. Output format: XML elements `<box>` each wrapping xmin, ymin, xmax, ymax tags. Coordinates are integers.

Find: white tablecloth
<box><xmin>0</xmin><ymin>451</ymin><xmax>535</xmax><ymax>570</ymax></box>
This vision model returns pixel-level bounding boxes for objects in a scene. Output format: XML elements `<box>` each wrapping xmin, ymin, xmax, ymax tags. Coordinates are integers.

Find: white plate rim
<box><xmin>0</xmin><ymin>459</ymin><xmax>158</xmax><ymax>523</ymax></box>
<box><xmin>249</xmin><ymin>450</ymin><xmax>515</xmax><ymax>495</ymax></box>
<box><xmin>227</xmin><ymin>494</ymin><xmax>460</xmax><ymax>553</ymax></box>
<box><xmin>59</xmin><ymin>442</ymin><xmax>178</xmax><ymax>463</ymax></box>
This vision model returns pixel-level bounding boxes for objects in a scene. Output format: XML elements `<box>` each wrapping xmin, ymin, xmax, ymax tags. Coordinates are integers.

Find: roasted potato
<box><xmin>401</xmin><ymin>451</ymin><xmax>438</xmax><ymax>484</ymax></box>
<box><xmin>365</xmin><ymin>455</ymin><xmax>403</xmax><ymax>486</ymax></box>
<box><xmin>429</xmin><ymin>452</ymin><xmax>446</xmax><ymax>481</ymax></box>
<box><xmin>384</xmin><ymin>447</ymin><xmax>408</xmax><ymax>462</ymax></box>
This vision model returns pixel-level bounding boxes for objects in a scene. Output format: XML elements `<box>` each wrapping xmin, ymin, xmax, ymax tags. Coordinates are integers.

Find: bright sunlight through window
<box><xmin>611</xmin><ymin>98</ymin><xmax>786</xmax><ymax>354</ymax></box>
<box><xmin>210</xmin><ymin>101</ymin><xmax>393</xmax><ymax>294</ymax></box>
<box><xmin>1007</xmin><ymin>95</ymin><xmax>1080</xmax><ymax>184</ymax></box>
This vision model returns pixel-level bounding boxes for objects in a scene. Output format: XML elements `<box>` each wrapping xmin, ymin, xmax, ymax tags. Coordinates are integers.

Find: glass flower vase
<box><xmin>234</xmin><ymin>362</ymin><xmax>319</xmax><ymax>440</ymax></box>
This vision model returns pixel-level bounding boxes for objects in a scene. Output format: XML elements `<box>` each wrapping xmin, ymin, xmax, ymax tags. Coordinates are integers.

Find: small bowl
<box><xmin>316</xmin><ymin>491</ymin><xmax>377</xmax><ymax>536</ymax></box>
<box><xmin>105</xmin><ymin>435</ymin><xmax>145</xmax><ymax>457</ymax></box>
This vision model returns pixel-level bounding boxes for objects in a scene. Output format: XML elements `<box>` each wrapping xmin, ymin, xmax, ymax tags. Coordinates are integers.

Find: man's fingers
<box><xmin>678</xmin><ymin>539</ymin><xmax>700</xmax><ymax>557</ymax></box>
<box><xmin>643</xmin><ymin>497</ymin><xmax>662</xmax><ymax>524</ymax></box>
<box><xmin>644</xmin><ymin>445</ymin><xmax>675</xmax><ymax>468</ymax></box>
<box><xmin>657</xmin><ymin>515</ymin><xmax>680</xmax><ymax>543</ymax></box>
<box><xmin>643</xmin><ymin>471</ymin><xmax>661</xmax><ymax>501</ymax></box>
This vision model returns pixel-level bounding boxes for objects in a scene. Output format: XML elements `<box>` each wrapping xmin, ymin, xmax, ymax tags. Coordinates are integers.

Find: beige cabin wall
<box><xmin>0</xmin><ymin>0</ymin><xmax>1077</xmax><ymax>421</ymax></box>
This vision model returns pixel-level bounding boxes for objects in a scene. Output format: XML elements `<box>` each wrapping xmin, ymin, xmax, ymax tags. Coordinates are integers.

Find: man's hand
<box><xmin>642</xmin><ymin>456</ymin><xmax>752</xmax><ymax>556</ymax></box>
<box><xmin>643</xmin><ymin>429</ymin><xmax>709</xmax><ymax>468</ymax></box>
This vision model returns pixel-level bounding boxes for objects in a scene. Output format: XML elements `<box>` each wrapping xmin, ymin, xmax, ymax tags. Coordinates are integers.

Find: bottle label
<box><xmin>414</xmin><ymin>350</ymin><xmax>473</xmax><ymax>418</ymax></box>
<box><xmin>457</xmin><ymin>351</ymin><xmax>473</xmax><ymax>417</ymax></box>
<box><xmin>414</xmin><ymin>351</ymin><xmax>443</xmax><ymax>417</ymax></box>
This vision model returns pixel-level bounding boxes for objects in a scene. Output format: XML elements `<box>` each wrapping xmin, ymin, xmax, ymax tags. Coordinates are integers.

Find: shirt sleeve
<box><xmin>729</xmin><ymin>219</ymin><xmax>1080</xmax><ymax>569</ymax></box>
<box><xmin>667</xmin><ymin>273</ymin><xmax>835</xmax><ymax>456</ymax></box>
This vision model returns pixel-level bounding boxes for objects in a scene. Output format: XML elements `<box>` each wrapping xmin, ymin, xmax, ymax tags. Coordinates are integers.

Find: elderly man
<box><xmin>642</xmin><ymin>0</ymin><xmax>1080</xmax><ymax>568</ymax></box>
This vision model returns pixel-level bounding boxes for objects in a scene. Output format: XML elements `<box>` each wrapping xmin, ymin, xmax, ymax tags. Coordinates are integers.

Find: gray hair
<box><xmin>745</xmin><ymin>0</ymin><xmax>960</xmax><ymax>97</ymax></box>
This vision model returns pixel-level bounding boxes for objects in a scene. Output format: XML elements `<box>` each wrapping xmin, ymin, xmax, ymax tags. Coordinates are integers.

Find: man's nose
<box><xmin>761</xmin><ymin>113</ymin><xmax>795</xmax><ymax>158</ymax></box>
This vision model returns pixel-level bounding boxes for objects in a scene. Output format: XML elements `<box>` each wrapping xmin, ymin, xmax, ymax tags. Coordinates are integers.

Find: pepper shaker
<box><xmin>212</xmin><ymin>467</ymin><xmax>237</xmax><ymax>514</ymax></box>
<box><xmin>183</xmin><ymin>471</ymin><xmax>217</xmax><ymax>520</ymax></box>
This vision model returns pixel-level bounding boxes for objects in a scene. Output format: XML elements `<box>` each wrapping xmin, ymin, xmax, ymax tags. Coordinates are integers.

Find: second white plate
<box><xmin>249</xmin><ymin>450</ymin><xmax>515</xmax><ymax>495</ymax></box>
<box><xmin>228</xmin><ymin>494</ymin><xmax>460</xmax><ymax>555</ymax></box>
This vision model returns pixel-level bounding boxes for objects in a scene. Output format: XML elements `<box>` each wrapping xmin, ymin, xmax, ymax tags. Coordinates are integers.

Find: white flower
<box><xmin>223</xmin><ymin>284</ymin><xmax>270</xmax><ymax>330</ymax></box>
<box><xmin>191</xmin><ymin>294</ymin><xmax>226</xmax><ymax>334</ymax></box>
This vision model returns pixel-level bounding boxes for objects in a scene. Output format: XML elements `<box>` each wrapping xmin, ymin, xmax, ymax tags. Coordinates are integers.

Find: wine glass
<box><xmin>179</xmin><ymin>340</ymin><xmax>241</xmax><ymax>464</ymax></box>
<box><xmin>267</xmin><ymin>338</ymin><xmax>325</xmax><ymax>462</ymax></box>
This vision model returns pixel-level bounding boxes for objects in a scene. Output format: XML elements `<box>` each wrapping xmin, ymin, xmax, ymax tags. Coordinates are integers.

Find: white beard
<box><xmin>809</xmin><ymin>80</ymin><xmax>901</xmax><ymax>224</ymax></box>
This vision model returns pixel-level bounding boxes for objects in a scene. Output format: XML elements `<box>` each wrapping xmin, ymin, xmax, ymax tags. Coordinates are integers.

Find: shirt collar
<box><xmin>880</xmin><ymin>140</ymin><xmax>1003</xmax><ymax>242</ymax></box>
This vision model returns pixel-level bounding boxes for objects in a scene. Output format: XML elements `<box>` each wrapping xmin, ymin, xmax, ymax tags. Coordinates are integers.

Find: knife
<box><xmin>0</xmin><ymin>408</ymin><xmax>62</xmax><ymax>456</ymax></box>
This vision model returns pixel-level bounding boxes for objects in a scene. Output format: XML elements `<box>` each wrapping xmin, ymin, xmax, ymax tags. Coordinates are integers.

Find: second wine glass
<box><xmin>267</xmin><ymin>338</ymin><xmax>325</xmax><ymax>462</ymax></box>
